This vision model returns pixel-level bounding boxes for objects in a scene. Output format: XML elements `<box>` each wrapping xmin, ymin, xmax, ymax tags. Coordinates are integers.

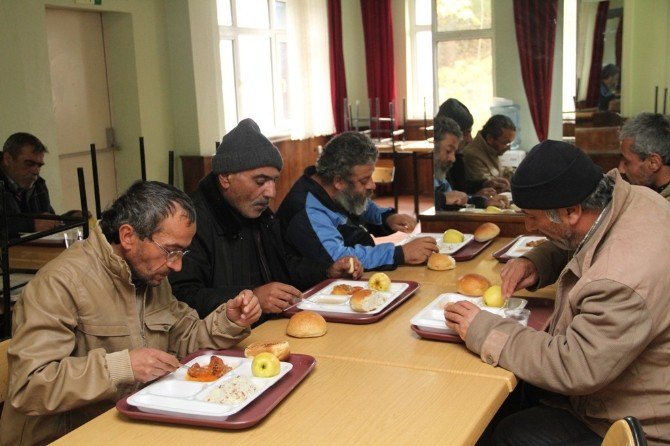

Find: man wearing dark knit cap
<box><xmin>446</xmin><ymin>140</ymin><xmax>670</xmax><ymax>445</ymax></box>
<box><xmin>170</xmin><ymin>118</ymin><xmax>362</xmax><ymax>323</ymax></box>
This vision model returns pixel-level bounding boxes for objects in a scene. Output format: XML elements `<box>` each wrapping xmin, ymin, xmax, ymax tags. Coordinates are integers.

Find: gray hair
<box><xmin>100</xmin><ymin>180</ymin><xmax>196</xmax><ymax>244</ymax></box>
<box><xmin>433</xmin><ymin>117</ymin><xmax>463</xmax><ymax>142</ymax></box>
<box><xmin>315</xmin><ymin>132</ymin><xmax>378</xmax><ymax>182</ymax></box>
<box><xmin>3</xmin><ymin>132</ymin><xmax>48</xmax><ymax>157</ymax></box>
<box><xmin>481</xmin><ymin>114</ymin><xmax>516</xmax><ymax>139</ymax></box>
<box><xmin>545</xmin><ymin>175</ymin><xmax>613</xmax><ymax>222</ymax></box>
<box><xmin>620</xmin><ymin>113</ymin><xmax>670</xmax><ymax>164</ymax></box>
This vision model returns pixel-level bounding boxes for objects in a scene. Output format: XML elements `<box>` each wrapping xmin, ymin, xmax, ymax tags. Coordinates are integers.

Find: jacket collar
<box><xmin>88</xmin><ymin>225</ymin><xmax>135</xmax><ymax>285</ymax></box>
<box><xmin>198</xmin><ymin>172</ymin><xmax>272</xmax><ymax>237</ymax></box>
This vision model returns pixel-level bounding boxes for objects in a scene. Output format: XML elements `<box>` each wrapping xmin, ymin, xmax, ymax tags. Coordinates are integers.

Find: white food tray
<box><xmin>399</xmin><ymin>232</ymin><xmax>474</xmax><ymax>255</ymax></box>
<box><xmin>410</xmin><ymin>293</ymin><xmax>528</xmax><ymax>335</ymax></box>
<box><xmin>127</xmin><ymin>354</ymin><xmax>292</xmax><ymax>421</ymax></box>
<box><xmin>505</xmin><ymin>236</ymin><xmax>548</xmax><ymax>258</ymax></box>
<box><xmin>297</xmin><ymin>279</ymin><xmax>409</xmax><ymax>315</ymax></box>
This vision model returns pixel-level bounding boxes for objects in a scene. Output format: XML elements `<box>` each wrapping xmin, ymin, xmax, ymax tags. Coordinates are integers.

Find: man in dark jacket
<box><xmin>169</xmin><ymin>119</ymin><xmax>361</xmax><ymax>321</ymax></box>
<box><xmin>277</xmin><ymin>132</ymin><xmax>437</xmax><ymax>270</ymax></box>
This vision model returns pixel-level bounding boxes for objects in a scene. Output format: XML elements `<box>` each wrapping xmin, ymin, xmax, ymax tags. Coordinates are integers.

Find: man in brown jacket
<box><xmin>0</xmin><ymin>181</ymin><xmax>261</xmax><ymax>445</ymax></box>
<box><xmin>446</xmin><ymin>140</ymin><xmax>670</xmax><ymax>445</ymax></box>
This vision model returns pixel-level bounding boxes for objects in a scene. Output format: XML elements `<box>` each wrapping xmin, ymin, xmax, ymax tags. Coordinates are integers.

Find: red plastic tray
<box><xmin>282</xmin><ymin>278</ymin><xmax>420</xmax><ymax>324</ymax></box>
<box><xmin>116</xmin><ymin>349</ymin><xmax>316</xmax><ymax>429</ymax></box>
<box><xmin>411</xmin><ymin>297</ymin><xmax>555</xmax><ymax>343</ymax></box>
<box><xmin>452</xmin><ymin>239</ymin><xmax>493</xmax><ymax>261</ymax></box>
<box><xmin>491</xmin><ymin>236</ymin><xmax>523</xmax><ymax>263</ymax></box>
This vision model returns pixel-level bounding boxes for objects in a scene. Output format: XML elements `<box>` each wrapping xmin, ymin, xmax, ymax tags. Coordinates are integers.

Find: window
<box><xmin>407</xmin><ymin>0</ymin><xmax>494</xmax><ymax>131</ymax></box>
<box><xmin>217</xmin><ymin>0</ymin><xmax>288</xmax><ymax>136</ymax></box>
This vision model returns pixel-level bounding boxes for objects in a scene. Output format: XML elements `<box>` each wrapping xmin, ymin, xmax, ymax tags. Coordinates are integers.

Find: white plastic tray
<box><xmin>127</xmin><ymin>354</ymin><xmax>292</xmax><ymax>421</ymax></box>
<box><xmin>399</xmin><ymin>232</ymin><xmax>474</xmax><ymax>255</ymax></box>
<box><xmin>504</xmin><ymin>236</ymin><xmax>548</xmax><ymax>258</ymax></box>
<box><xmin>410</xmin><ymin>293</ymin><xmax>528</xmax><ymax>335</ymax></box>
<box><xmin>297</xmin><ymin>279</ymin><xmax>409</xmax><ymax>315</ymax></box>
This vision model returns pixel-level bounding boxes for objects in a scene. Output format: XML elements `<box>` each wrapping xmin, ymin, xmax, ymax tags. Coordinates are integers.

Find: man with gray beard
<box><xmin>277</xmin><ymin>132</ymin><xmax>437</xmax><ymax>270</ymax></box>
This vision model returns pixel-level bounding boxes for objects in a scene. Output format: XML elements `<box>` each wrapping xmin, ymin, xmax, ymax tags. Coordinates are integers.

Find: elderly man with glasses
<box><xmin>277</xmin><ymin>131</ymin><xmax>438</xmax><ymax>270</ymax></box>
<box><xmin>0</xmin><ymin>181</ymin><xmax>261</xmax><ymax>446</ymax></box>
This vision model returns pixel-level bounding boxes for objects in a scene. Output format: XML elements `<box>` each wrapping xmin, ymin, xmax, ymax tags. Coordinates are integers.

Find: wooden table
<box><xmin>419</xmin><ymin>207</ymin><xmax>529</xmax><ymax>237</ymax></box>
<box><xmin>8</xmin><ymin>244</ymin><xmax>64</xmax><ymax>271</ymax></box>
<box><xmin>54</xmin><ymin>237</ymin><xmax>556</xmax><ymax>445</ymax></box>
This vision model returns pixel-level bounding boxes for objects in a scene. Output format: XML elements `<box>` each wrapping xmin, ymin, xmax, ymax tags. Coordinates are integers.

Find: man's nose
<box><xmin>263</xmin><ymin>181</ymin><xmax>277</xmax><ymax>198</ymax></box>
<box><xmin>168</xmin><ymin>257</ymin><xmax>183</xmax><ymax>273</ymax></box>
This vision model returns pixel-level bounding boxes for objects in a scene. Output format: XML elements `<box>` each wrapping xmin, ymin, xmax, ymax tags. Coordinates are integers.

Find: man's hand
<box><xmin>129</xmin><ymin>348</ymin><xmax>182</xmax><ymax>383</ymax></box>
<box><xmin>444</xmin><ymin>191</ymin><xmax>468</xmax><ymax>206</ymax></box>
<box><xmin>483</xmin><ymin>177</ymin><xmax>511</xmax><ymax>193</ymax></box>
<box><xmin>34</xmin><ymin>213</ymin><xmax>61</xmax><ymax>232</ymax></box>
<box><xmin>444</xmin><ymin>301</ymin><xmax>481</xmax><ymax>340</ymax></box>
<box><xmin>475</xmin><ymin>187</ymin><xmax>498</xmax><ymax>198</ymax></box>
<box><xmin>328</xmin><ymin>256</ymin><xmax>363</xmax><ymax>279</ymax></box>
<box><xmin>485</xmin><ymin>194</ymin><xmax>510</xmax><ymax>209</ymax></box>
<box><xmin>252</xmin><ymin>282</ymin><xmax>301</xmax><ymax>313</ymax></box>
<box><xmin>500</xmin><ymin>258</ymin><xmax>539</xmax><ymax>298</ymax></box>
<box><xmin>386</xmin><ymin>213</ymin><xmax>417</xmax><ymax>233</ymax></box>
<box><xmin>401</xmin><ymin>236</ymin><xmax>438</xmax><ymax>264</ymax></box>
<box><xmin>226</xmin><ymin>289</ymin><xmax>262</xmax><ymax>325</ymax></box>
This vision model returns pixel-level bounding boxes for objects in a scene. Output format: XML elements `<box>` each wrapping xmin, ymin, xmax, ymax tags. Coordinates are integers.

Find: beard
<box><xmin>335</xmin><ymin>186</ymin><xmax>370</xmax><ymax>216</ymax></box>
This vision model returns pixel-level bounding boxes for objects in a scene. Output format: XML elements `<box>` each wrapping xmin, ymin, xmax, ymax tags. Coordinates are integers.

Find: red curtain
<box><xmin>513</xmin><ymin>0</ymin><xmax>558</xmax><ymax>141</ymax></box>
<box><xmin>359</xmin><ymin>0</ymin><xmax>396</xmax><ymax>124</ymax></box>
<box><xmin>585</xmin><ymin>1</ymin><xmax>610</xmax><ymax>107</ymax></box>
<box><xmin>328</xmin><ymin>0</ymin><xmax>347</xmax><ymax>134</ymax></box>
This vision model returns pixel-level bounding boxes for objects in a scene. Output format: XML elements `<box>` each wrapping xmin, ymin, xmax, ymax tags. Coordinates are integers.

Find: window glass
<box><xmin>219</xmin><ymin>40</ymin><xmax>238</xmax><ymax>133</ymax></box>
<box><xmin>415</xmin><ymin>0</ymin><xmax>431</xmax><ymax>26</ymax></box>
<box><xmin>274</xmin><ymin>0</ymin><xmax>287</xmax><ymax>29</ymax></box>
<box><xmin>414</xmin><ymin>30</ymin><xmax>434</xmax><ymax>117</ymax></box>
<box><xmin>237</xmin><ymin>35</ymin><xmax>274</xmax><ymax>131</ymax></box>
<box><xmin>276</xmin><ymin>40</ymin><xmax>290</xmax><ymax>125</ymax></box>
<box><xmin>236</xmin><ymin>0</ymin><xmax>270</xmax><ymax>28</ymax></box>
<box><xmin>436</xmin><ymin>38</ymin><xmax>493</xmax><ymax>131</ymax></box>
<box><xmin>436</xmin><ymin>0</ymin><xmax>491</xmax><ymax>32</ymax></box>
<box><xmin>216</xmin><ymin>0</ymin><xmax>232</xmax><ymax>26</ymax></box>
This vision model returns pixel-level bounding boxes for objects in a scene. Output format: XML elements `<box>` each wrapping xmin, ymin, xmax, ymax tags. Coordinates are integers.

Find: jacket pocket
<box><xmin>77</xmin><ymin>323</ymin><xmax>131</xmax><ymax>353</ymax></box>
<box><xmin>143</xmin><ymin>311</ymin><xmax>177</xmax><ymax>351</ymax></box>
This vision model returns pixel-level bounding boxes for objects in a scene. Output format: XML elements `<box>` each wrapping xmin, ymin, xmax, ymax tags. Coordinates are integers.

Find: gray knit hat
<box><xmin>212</xmin><ymin>118</ymin><xmax>283</xmax><ymax>174</ymax></box>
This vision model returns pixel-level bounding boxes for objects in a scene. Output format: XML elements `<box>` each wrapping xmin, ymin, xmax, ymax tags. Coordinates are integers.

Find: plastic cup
<box><xmin>504</xmin><ymin>308</ymin><xmax>530</xmax><ymax>326</ymax></box>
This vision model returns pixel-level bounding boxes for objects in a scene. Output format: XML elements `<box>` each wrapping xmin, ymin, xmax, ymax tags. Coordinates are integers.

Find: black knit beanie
<box><xmin>436</xmin><ymin>98</ymin><xmax>474</xmax><ymax>132</ymax></box>
<box><xmin>212</xmin><ymin>118</ymin><xmax>283</xmax><ymax>174</ymax></box>
<box><xmin>511</xmin><ymin>140</ymin><xmax>603</xmax><ymax>210</ymax></box>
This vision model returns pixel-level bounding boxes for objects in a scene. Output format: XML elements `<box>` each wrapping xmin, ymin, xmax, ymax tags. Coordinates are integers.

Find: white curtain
<box><xmin>287</xmin><ymin>0</ymin><xmax>336</xmax><ymax>139</ymax></box>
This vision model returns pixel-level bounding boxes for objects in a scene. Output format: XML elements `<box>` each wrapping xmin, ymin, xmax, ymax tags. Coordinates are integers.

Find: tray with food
<box><xmin>410</xmin><ymin>294</ymin><xmax>554</xmax><ymax>343</ymax></box>
<box><xmin>492</xmin><ymin>235</ymin><xmax>548</xmax><ymax>262</ymax></box>
<box><xmin>116</xmin><ymin>348</ymin><xmax>316</xmax><ymax>429</ymax></box>
<box><xmin>282</xmin><ymin>276</ymin><xmax>420</xmax><ymax>324</ymax></box>
<box><xmin>399</xmin><ymin>232</ymin><xmax>475</xmax><ymax>255</ymax></box>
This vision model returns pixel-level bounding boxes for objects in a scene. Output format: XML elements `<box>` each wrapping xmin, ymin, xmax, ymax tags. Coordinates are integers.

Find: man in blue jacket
<box><xmin>277</xmin><ymin>132</ymin><xmax>437</xmax><ymax>270</ymax></box>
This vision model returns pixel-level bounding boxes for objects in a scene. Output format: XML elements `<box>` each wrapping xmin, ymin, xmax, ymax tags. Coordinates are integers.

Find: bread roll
<box><xmin>244</xmin><ymin>341</ymin><xmax>290</xmax><ymax>361</ymax></box>
<box><xmin>427</xmin><ymin>253</ymin><xmax>456</xmax><ymax>271</ymax></box>
<box><xmin>349</xmin><ymin>289</ymin><xmax>386</xmax><ymax>312</ymax></box>
<box><xmin>286</xmin><ymin>311</ymin><xmax>327</xmax><ymax>338</ymax></box>
<box><xmin>474</xmin><ymin>222</ymin><xmax>500</xmax><ymax>242</ymax></box>
<box><xmin>457</xmin><ymin>273</ymin><xmax>492</xmax><ymax>296</ymax></box>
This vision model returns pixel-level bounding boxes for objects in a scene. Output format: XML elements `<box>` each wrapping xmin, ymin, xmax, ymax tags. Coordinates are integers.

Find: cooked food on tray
<box><xmin>349</xmin><ymin>289</ymin><xmax>387</xmax><ymax>312</ymax></box>
<box><xmin>205</xmin><ymin>375</ymin><xmax>259</xmax><ymax>405</ymax></box>
<box><xmin>526</xmin><ymin>238</ymin><xmax>546</xmax><ymax>248</ymax></box>
<box><xmin>186</xmin><ymin>356</ymin><xmax>232</xmax><ymax>382</ymax></box>
<box><xmin>286</xmin><ymin>311</ymin><xmax>327</xmax><ymax>338</ymax></box>
<box><xmin>244</xmin><ymin>340</ymin><xmax>290</xmax><ymax>361</ymax></box>
<box><xmin>331</xmin><ymin>283</ymin><xmax>364</xmax><ymax>295</ymax></box>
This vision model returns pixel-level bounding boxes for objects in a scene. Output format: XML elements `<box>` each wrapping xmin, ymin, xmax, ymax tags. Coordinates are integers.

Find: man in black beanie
<box><xmin>170</xmin><ymin>118</ymin><xmax>362</xmax><ymax>323</ymax></box>
<box><xmin>446</xmin><ymin>140</ymin><xmax>670</xmax><ymax>444</ymax></box>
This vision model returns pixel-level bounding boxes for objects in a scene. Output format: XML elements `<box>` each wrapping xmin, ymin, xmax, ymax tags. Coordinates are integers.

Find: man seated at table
<box><xmin>462</xmin><ymin>115</ymin><xmax>516</xmax><ymax>193</ymax></box>
<box><xmin>277</xmin><ymin>131</ymin><xmax>438</xmax><ymax>270</ymax></box>
<box><xmin>435</xmin><ymin>98</ymin><xmax>473</xmax><ymax>192</ymax></box>
<box><xmin>445</xmin><ymin>140</ymin><xmax>670</xmax><ymax>445</ymax></box>
<box><xmin>618</xmin><ymin>112</ymin><xmax>670</xmax><ymax>202</ymax></box>
<box><xmin>0</xmin><ymin>132</ymin><xmax>62</xmax><ymax>237</ymax></box>
<box><xmin>169</xmin><ymin>119</ymin><xmax>361</xmax><ymax>321</ymax></box>
<box><xmin>433</xmin><ymin>117</ymin><xmax>508</xmax><ymax>211</ymax></box>
<box><xmin>0</xmin><ymin>181</ymin><xmax>262</xmax><ymax>446</ymax></box>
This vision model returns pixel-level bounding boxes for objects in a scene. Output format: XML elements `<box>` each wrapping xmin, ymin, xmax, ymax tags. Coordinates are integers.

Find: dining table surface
<box><xmin>53</xmin><ymin>236</ymin><xmax>557</xmax><ymax>446</ymax></box>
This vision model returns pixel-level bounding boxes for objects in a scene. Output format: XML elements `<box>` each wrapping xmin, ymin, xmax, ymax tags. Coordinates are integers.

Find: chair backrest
<box><xmin>0</xmin><ymin>338</ymin><xmax>10</xmax><ymax>408</ymax></box>
<box><xmin>601</xmin><ymin>416</ymin><xmax>648</xmax><ymax>446</ymax></box>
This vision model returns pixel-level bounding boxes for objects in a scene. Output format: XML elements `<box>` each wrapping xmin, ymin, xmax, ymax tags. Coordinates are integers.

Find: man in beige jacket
<box><xmin>0</xmin><ymin>181</ymin><xmax>261</xmax><ymax>446</ymax></box>
<box><xmin>446</xmin><ymin>141</ymin><xmax>670</xmax><ymax>445</ymax></box>
<box><xmin>618</xmin><ymin>112</ymin><xmax>670</xmax><ymax>202</ymax></box>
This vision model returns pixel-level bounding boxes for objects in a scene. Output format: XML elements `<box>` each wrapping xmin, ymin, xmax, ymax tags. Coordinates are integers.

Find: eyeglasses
<box><xmin>150</xmin><ymin>238</ymin><xmax>190</xmax><ymax>264</ymax></box>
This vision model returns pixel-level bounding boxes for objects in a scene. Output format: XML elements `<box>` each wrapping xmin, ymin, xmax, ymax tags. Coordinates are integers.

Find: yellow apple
<box><xmin>483</xmin><ymin>285</ymin><xmax>505</xmax><ymax>307</ymax></box>
<box><xmin>251</xmin><ymin>352</ymin><xmax>280</xmax><ymax>378</ymax></box>
<box><xmin>485</xmin><ymin>206</ymin><xmax>502</xmax><ymax>214</ymax></box>
<box><xmin>442</xmin><ymin>229</ymin><xmax>465</xmax><ymax>243</ymax></box>
<box><xmin>368</xmin><ymin>272</ymin><xmax>391</xmax><ymax>291</ymax></box>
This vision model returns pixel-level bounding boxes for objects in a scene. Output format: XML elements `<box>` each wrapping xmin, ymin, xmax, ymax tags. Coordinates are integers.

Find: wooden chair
<box><xmin>0</xmin><ymin>338</ymin><xmax>10</xmax><ymax>413</ymax></box>
<box><xmin>601</xmin><ymin>416</ymin><xmax>647</xmax><ymax>446</ymax></box>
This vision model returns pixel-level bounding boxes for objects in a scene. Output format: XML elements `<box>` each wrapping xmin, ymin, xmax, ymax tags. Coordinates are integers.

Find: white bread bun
<box><xmin>427</xmin><ymin>253</ymin><xmax>456</xmax><ymax>271</ymax></box>
<box><xmin>244</xmin><ymin>341</ymin><xmax>290</xmax><ymax>361</ymax></box>
<box><xmin>349</xmin><ymin>289</ymin><xmax>386</xmax><ymax>312</ymax></box>
<box><xmin>474</xmin><ymin>222</ymin><xmax>501</xmax><ymax>242</ymax></box>
<box><xmin>286</xmin><ymin>311</ymin><xmax>327</xmax><ymax>338</ymax></box>
<box><xmin>457</xmin><ymin>273</ymin><xmax>492</xmax><ymax>297</ymax></box>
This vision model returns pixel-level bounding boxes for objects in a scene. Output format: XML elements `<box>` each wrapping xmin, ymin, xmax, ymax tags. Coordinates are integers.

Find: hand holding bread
<box><xmin>328</xmin><ymin>256</ymin><xmax>363</xmax><ymax>280</ymax></box>
<box><xmin>402</xmin><ymin>236</ymin><xmax>439</xmax><ymax>264</ymax></box>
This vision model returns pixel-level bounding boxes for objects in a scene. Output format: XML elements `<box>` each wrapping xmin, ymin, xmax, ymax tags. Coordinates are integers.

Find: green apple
<box><xmin>369</xmin><ymin>272</ymin><xmax>391</xmax><ymax>291</ymax></box>
<box><xmin>483</xmin><ymin>285</ymin><xmax>505</xmax><ymax>307</ymax></box>
<box><xmin>442</xmin><ymin>229</ymin><xmax>464</xmax><ymax>243</ymax></box>
<box><xmin>251</xmin><ymin>352</ymin><xmax>280</xmax><ymax>378</ymax></box>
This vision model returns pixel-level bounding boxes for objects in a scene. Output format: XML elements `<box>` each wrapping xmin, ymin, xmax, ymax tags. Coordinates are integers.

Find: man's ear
<box><xmin>333</xmin><ymin>175</ymin><xmax>346</xmax><ymax>191</ymax></box>
<box><xmin>646</xmin><ymin>153</ymin><xmax>663</xmax><ymax>172</ymax></box>
<box><xmin>2</xmin><ymin>151</ymin><xmax>11</xmax><ymax>166</ymax></box>
<box><xmin>117</xmin><ymin>223</ymin><xmax>136</xmax><ymax>250</ymax></box>
<box><xmin>217</xmin><ymin>173</ymin><xmax>232</xmax><ymax>191</ymax></box>
<box><xmin>563</xmin><ymin>205</ymin><xmax>583</xmax><ymax>226</ymax></box>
